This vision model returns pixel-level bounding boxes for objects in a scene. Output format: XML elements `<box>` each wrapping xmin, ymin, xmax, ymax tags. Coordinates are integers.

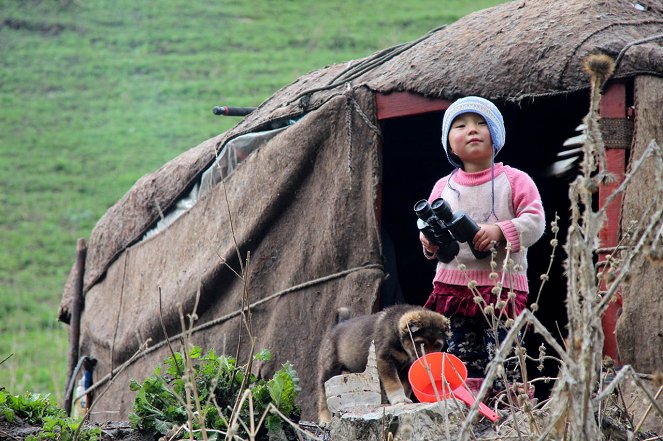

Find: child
<box><xmin>420</xmin><ymin>96</ymin><xmax>545</xmax><ymax>396</ymax></box>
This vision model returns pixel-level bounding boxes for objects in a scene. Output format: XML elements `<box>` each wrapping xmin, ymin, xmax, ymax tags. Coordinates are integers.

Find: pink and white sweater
<box><xmin>424</xmin><ymin>163</ymin><xmax>545</xmax><ymax>292</ymax></box>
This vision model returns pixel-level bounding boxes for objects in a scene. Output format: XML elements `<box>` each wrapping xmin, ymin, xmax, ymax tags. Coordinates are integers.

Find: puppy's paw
<box><xmin>386</xmin><ymin>389</ymin><xmax>412</xmax><ymax>405</ymax></box>
<box><xmin>318</xmin><ymin>410</ymin><xmax>332</xmax><ymax>426</ymax></box>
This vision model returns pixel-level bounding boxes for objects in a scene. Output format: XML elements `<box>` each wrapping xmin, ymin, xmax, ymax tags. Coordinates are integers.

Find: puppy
<box><xmin>317</xmin><ymin>304</ymin><xmax>450</xmax><ymax>424</ymax></box>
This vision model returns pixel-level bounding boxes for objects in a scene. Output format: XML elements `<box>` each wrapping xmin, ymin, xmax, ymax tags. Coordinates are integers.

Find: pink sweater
<box><xmin>424</xmin><ymin>163</ymin><xmax>545</xmax><ymax>292</ymax></box>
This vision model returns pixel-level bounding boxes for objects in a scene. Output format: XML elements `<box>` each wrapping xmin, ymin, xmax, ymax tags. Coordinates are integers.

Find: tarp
<box><xmin>74</xmin><ymin>89</ymin><xmax>384</xmax><ymax>419</ymax></box>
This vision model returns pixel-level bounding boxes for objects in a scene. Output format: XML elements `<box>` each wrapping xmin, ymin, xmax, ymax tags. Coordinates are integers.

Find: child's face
<box><xmin>448</xmin><ymin>112</ymin><xmax>494</xmax><ymax>171</ymax></box>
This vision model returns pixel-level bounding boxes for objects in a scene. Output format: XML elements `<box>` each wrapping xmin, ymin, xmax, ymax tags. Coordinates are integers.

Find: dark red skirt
<box><xmin>424</xmin><ymin>282</ymin><xmax>528</xmax><ymax>318</ymax></box>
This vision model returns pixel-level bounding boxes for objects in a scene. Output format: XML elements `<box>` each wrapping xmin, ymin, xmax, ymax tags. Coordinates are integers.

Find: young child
<box><xmin>420</xmin><ymin>96</ymin><xmax>545</xmax><ymax>395</ymax></box>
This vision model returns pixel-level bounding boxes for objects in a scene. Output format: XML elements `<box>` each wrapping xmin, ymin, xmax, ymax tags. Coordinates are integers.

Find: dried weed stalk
<box><xmin>156</xmin><ymin>178</ymin><xmax>317</xmax><ymax>441</ymax></box>
<box><xmin>543</xmin><ymin>55</ymin><xmax>662</xmax><ymax>440</ymax></box>
<box><xmin>454</xmin><ymin>54</ymin><xmax>663</xmax><ymax>441</ymax></box>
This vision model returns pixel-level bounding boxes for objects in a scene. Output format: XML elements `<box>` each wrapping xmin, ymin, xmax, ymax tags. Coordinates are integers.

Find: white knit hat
<box><xmin>441</xmin><ymin>96</ymin><xmax>506</xmax><ymax>168</ymax></box>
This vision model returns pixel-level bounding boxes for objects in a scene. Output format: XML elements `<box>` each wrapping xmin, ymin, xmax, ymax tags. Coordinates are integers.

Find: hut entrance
<box><xmin>378</xmin><ymin>91</ymin><xmax>590</xmax><ymax>397</ymax></box>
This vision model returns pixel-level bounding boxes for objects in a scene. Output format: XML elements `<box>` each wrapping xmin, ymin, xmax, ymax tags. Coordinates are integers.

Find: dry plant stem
<box><xmin>176</xmin><ymin>293</ymin><xmax>208</xmax><ymax>441</ymax></box>
<box><xmin>221</xmin><ymin>178</ymin><xmax>245</xmax><ymax>279</ymax></box>
<box><xmin>219</xmin><ymin>176</ymin><xmax>255</xmax><ymax>402</ymax></box>
<box><xmin>477</xmin><ymin>245</ymin><xmax>525</xmax><ymax>420</ymax></box>
<box><xmin>550</xmin><ymin>59</ymin><xmax>661</xmax><ymax>441</ymax></box>
<box><xmin>239</xmin><ymin>253</ymin><xmax>253</xmax><ymax>351</ymax></box>
<box><xmin>418</xmin><ymin>345</ymin><xmax>457</xmax><ymax>440</ymax></box>
<box><xmin>230</xmin><ymin>389</ymin><xmax>323</xmax><ymax>441</ymax></box>
<box><xmin>133</xmin><ymin>315</ymin><xmax>201</xmax><ymax>436</ymax></box>
<box><xmin>586</xmin><ymin>75</ymin><xmax>608</xmax><ymax>179</ymax></box>
<box><xmin>183</xmin><ymin>379</ymin><xmax>196</xmax><ymax>441</ymax></box>
<box><xmin>226</xmin><ymin>338</ymin><xmax>256</xmax><ymax>441</ymax></box>
<box><xmin>225</xmin><ymin>388</ymin><xmax>262</xmax><ymax>441</ymax></box>
<box><xmin>226</xmin><ymin>256</ymin><xmax>256</xmax><ymax>435</ymax></box>
<box><xmin>233</xmin><ymin>389</ymin><xmax>255</xmax><ymax>437</ymax></box>
<box><xmin>497</xmin><ymin>242</ymin><xmax>513</xmax><ymax>295</ymax></box>
<box><xmin>411</xmin><ymin>334</ymin><xmax>471</xmax><ymax>439</ymax></box>
<box><xmin>0</xmin><ymin>428</ymin><xmax>20</xmax><ymax>441</ymax></box>
<box><xmin>210</xmin><ymin>395</ymin><xmax>237</xmax><ymax>439</ymax></box>
<box><xmin>615</xmin><ymin>380</ymin><xmax>636</xmax><ymax>429</ymax></box>
<box><xmin>597</xmin><ymin>141</ymin><xmax>662</xmax><ymax>314</ymax></box>
<box><xmin>554</xmin><ymin>65</ymin><xmax>608</xmax><ymax>439</ymax></box>
<box><xmin>186</xmin><ymin>358</ymin><xmax>208</xmax><ymax>441</ymax></box>
<box><xmin>633</xmin><ymin>385</ymin><xmax>663</xmax><ymax>435</ymax></box>
<box><xmin>110</xmin><ymin>252</ymin><xmax>129</xmax><ymax>379</ymax></box>
<box><xmin>181</xmin><ymin>427</ymin><xmax>228</xmax><ymax>439</ymax></box>
<box><xmin>468</xmin><ymin>244</ymin><xmax>528</xmax><ymax>437</ymax></box>
<box><xmin>158</xmin><ymin>286</ymin><xmax>182</xmax><ymax>376</ymax></box>
<box><xmin>200</xmin><ymin>367</ymin><xmax>228</xmax><ymax>436</ymax></box>
<box><xmin>459</xmin><ymin>310</ymin><xmax>568</xmax><ymax>440</ymax></box>
<box><xmin>262</xmin><ymin>403</ymin><xmax>324</xmax><ymax>441</ymax></box>
<box><xmin>531</xmin><ymin>214</ymin><xmax>560</xmax><ymax>309</ymax></box>
<box><xmin>593</xmin><ymin>365</ymin><xmax>663</xmax><ymax>425</ymax></box>
<box><xmin>185</xmin><ymin>288</ymin><xmax>225</xmax><ymax>441</ymax></box>
<box><xmin>166</xmin><ymin>425</ymin><xmax>185</xmax><ymax>441</ymax></box>
<box><xmin>220</xmin><ymin>179</ymin><xmax>247</xmax><ymax>372</ymax></box>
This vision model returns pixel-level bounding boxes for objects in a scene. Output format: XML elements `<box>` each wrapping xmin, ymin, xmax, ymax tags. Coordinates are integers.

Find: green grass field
<box><xmin>0</xmin><ymin>0</ymin><xmax>506</xmax><ymax>404</ymax></box>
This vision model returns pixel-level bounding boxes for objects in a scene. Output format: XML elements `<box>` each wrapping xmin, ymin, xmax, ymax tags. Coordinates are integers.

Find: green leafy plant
<box><xmin>0</xmin><ymin>387</ymin><xmax>101</xmax><ymax>440</ymax></box>
<box><xmin>129</xmin><ymin>346</ymin><xmax>300</xmax><ymax>439</ymax></box>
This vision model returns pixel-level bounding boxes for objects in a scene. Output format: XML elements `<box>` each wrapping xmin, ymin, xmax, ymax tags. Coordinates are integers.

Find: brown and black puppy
<box><xmin>317</xmin><ymin>304</ymin><xmax>450</xmax><ymax>423</ymax></box>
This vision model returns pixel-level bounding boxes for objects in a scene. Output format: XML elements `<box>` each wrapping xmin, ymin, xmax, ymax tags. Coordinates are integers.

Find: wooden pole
<box><xmin>64</xmin><ymin>238</ymin><xmax>87</xmax><ymax>415</ymax></box>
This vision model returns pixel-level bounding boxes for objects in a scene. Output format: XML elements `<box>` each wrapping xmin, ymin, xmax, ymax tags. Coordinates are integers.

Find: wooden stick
<box><xmin>64</xmin><ymin>238</ymin><xmax>87</xmax><ymax>416</ymax></box>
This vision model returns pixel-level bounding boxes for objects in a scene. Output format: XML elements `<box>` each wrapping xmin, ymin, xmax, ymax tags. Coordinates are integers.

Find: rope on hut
<box><xmin>82</xmin><ymin>262</ymin><xmax>385</xmax><ymax>396</ymax></box>
<box><xmin>558</xmin><ymin>19</ymin><xmax>663</xmax><ymax>89</ymax></box>
<box><xmin>601</xmin><ymin>32</ymin><xmax>663</xmax><ymax>90</ymax></box>
<box><xmin>328</xmin><ymin>25</ymin><xmax>447</xmax><ymax>85</ymax></box>
<box><xmin>285</xmin><ymin>25</ymin><xmax>447</xmax><ymax>109</ymax></box>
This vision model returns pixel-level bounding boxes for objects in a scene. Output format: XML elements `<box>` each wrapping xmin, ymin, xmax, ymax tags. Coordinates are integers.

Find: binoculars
<box><xmin>414</xmin><ymin>198</ymin><xmax>491</xmax><ymax>262</ymax></box>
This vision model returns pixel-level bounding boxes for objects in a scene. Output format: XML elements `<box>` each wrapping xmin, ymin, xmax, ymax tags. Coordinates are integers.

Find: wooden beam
<box><xmin>376</xmin><ymin>91</ymin><xmax>451</xmax><ymax>120</ymax></box>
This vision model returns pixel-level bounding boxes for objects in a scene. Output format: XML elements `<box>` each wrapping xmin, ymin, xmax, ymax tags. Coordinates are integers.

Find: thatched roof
<box><xmin>60</xmin><ymin>0</ymin><xmax>663</xmax><ymax>319</ymax></box>
<box><xmin>236</xmin><ymin>0</ymin><xmax>663</xmax><ymax>134</ymax></box>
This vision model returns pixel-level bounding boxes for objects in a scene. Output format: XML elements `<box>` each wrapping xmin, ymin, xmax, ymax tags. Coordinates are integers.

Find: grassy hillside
<box><xmin>0</xmin><ymin>0</ymin><xmax>506</xmax><ymax>403</ymax></box>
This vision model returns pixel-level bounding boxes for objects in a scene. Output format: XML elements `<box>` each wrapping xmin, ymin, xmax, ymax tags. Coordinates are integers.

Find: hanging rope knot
<box><xmin>344</xmin><ymin>82</ymin><xmax>354</xmax><ymax>97</ymax></box>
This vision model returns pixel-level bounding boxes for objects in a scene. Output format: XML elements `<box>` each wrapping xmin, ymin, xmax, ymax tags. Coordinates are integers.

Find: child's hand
<box><xmin>420</xmin><ymin>232</ymin><xmax>439</xmax><ymax>259</ymax></box>
<box><xmin>473</xmin><ymin>224</ymin><xmax>504</xmax><ymax>252</ymax></box>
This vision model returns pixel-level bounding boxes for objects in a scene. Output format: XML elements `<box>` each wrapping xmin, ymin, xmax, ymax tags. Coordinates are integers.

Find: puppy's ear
<box><xmin>401</xmin><ymin>315</ymin><xmax>424</xmax><ymax>336</ymax></box>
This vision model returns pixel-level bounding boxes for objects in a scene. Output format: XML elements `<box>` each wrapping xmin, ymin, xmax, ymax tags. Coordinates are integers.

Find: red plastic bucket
<box><xmin>408</xmin><ymin>352</ymin><xmax>467</xmax><ymax>401</ymax></box>
<box><xmin>408</xmin><ymin>352</ymin><xmax>499</xmax><ymax>422</ymax></box>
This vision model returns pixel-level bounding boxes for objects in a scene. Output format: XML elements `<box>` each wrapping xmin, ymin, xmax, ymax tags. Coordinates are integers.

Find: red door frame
<box><xmin>598</xmin><ymin>83</ymin><xmax>629</xmax><ymax>363</ymax></box>
<box><xmin>376</xmin><ymin>92</ymin><xmax>451</xmax><ymax>120</ymax></box>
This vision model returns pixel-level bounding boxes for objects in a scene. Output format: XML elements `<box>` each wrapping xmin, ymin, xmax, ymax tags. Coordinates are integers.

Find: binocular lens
<box><xmin>414</xmin><ymin>200</ymin><xmax>433</xmax><ymax>218</ymax></box>
<box><xmin>430</xmin><ymin>198</ymin><xmax>453</xmax><ymax>221</ymax></box>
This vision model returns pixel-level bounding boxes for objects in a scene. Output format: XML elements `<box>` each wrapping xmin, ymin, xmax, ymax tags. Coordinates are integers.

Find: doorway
<box><xmin>378</xmin><ymin>91</ymin><xmax>590</xmax><ymax>397</ymax></box>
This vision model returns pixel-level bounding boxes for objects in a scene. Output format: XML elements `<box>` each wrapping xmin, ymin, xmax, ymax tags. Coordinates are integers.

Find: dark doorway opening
<box><xmin>378</xmin><ymin>91</ymin><xmax>589</xmax><ymax>398</ymax></box>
